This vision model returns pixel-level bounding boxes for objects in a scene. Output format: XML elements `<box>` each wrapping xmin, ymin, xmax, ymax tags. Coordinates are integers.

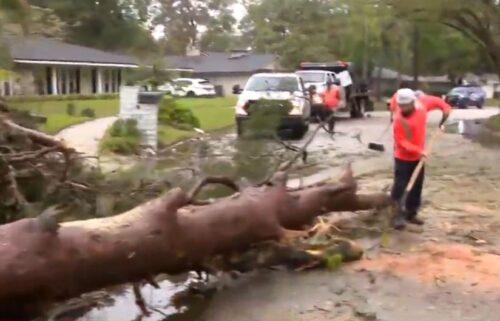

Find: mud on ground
<box><xmin>201</xmin><ymin>129</ymin><xmax>500</xmax><ymax>321</ymax></box>
<box><xmin>73</xmin><ymin>110</ymin><xmax>500</xmax><ymax>321</ymax></box>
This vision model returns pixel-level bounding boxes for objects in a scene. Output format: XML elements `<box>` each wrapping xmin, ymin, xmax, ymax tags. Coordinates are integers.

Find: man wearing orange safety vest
<box><xmin>391</xmin><ymin>88</ymin><xmax>451</xmax><ymax>230</ymax></box>
<box><xmin>320</xmin><ymin>80</ymin><xmax>341</xmax><ymax>134</ymax></box>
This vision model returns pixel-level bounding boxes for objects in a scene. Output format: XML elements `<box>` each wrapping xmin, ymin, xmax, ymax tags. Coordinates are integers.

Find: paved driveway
<box><xmin>56</xmin><ymin>116</ymin><xmax>117</xmax><ymax>157</ymax></box>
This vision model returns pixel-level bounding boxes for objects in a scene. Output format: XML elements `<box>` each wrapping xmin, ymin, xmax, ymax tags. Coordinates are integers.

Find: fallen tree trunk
<box><xmin>0</xmin><ymin>166</ymin><xmax>391</xmax><ymax>317</ymax></box>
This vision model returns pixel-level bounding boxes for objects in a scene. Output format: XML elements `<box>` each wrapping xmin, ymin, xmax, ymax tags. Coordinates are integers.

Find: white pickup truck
<box><xmin>233</xmin><ymin>73</ymin><xmax>311</xmax><ymax>138</ymax></box>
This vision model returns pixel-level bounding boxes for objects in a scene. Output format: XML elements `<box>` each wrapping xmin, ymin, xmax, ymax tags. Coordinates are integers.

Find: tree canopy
<box><xmin>239</xmin><ymin>0</ymin><xmax>499</xmax><ymax>78</ymax></box>
<box><xmin>24</xmin><ymin>0</ymin><xmax>157</xmax><ymax>56</ymax></box>
<box><xmin>0</xmin><ymin>0</ymin><xmax>498</xmax><ymax>79</ymax></box>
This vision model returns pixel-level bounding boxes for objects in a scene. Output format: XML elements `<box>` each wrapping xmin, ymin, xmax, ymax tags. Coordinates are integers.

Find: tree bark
<box><xmin>0</xmin><ymin>166</ymin><xmax>391</xmax><ymax>317</ymax></box>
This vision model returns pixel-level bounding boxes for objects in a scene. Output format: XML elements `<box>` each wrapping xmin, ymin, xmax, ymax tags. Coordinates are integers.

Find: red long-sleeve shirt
<box><xmin>321</xmin><ymin>86</ymin><xmax>341</xmax><ymax>110</ymax></box>
<box><xmin>393</xmin><ymin>95</ymin><xmax>451</xmax><ymax>161</ymax></box>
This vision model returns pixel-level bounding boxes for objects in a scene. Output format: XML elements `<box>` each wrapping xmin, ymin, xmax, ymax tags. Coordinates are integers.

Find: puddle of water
<box><xmin>73</xmin><ymin>275</ymin><xmax>213</xmax><ymax>321</ymax></box>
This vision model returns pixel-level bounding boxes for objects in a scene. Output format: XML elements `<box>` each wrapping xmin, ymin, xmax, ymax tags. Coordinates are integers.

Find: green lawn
<box><xmin>10</xmin><ymin>96</ymin><xmax>237</xmax><ymax>142</ymax></box>
<box><xmin>159</xmin><ymin>96</ymin><xmax>237</xmax><ymax>144</ymax></box>
<box><xmin>177</xmin><ymin>97</ymin><xmax>237</xmax><ymax>131</ymax></box>
<box><xmin>486</xmin><ymin>98</ymin><xmax>500</xmax><ymax>107</ymax></box>
<box><xmin>158</xmin><ymin>126</ymin><xmax>196</xmax><ymax>145</ymax></box>
<box><xmin>11</xmin><ymin>99</ymin><xmax>119</xmax><ymax>134</ymax></box>
<box><xmin>41</xmin><ymin>115</ymin><xmax>90</xmax><ymax>134</ymax></box>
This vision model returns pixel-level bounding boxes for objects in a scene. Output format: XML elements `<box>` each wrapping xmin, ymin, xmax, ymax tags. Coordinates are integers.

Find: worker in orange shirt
<box><xmin>321</xmin><ymin>80</ymin><xmax>341</xmax><ymax>134</ymax></box>
<box><xmin>391</xmin><ymin>88</ymin><xmax>451</xmax><ymax>230</ymax></box>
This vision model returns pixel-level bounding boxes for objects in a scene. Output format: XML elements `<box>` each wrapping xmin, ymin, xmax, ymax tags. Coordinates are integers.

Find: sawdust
<box><xmin>355</xmin><ymin>243</ymin><xmax>500</xmax><ymax>292</ymax></box>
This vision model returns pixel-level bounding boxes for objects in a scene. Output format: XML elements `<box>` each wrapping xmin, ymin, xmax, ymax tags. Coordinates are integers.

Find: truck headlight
<box><xmin>290</xmin><ymin>99</ymin><xmax>304</xmax><ymax>115</ymax></box>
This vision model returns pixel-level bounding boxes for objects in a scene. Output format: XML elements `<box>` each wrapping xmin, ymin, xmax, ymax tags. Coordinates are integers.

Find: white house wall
<box><xmin>4</xmin><ymin>64</ymin><xmax>126</xmax><ymax>97</ymax></box>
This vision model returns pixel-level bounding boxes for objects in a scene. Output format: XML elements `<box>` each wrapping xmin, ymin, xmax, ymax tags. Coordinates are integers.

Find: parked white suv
<box><xmin>172</xmin><ymin>78</ymin><xmax>216</xmax><ymax>97</ymax></box>
<box><xmin>233</xmin><ymin>73</ymin><xmax>311</xmax><ymax>138</ymax></box>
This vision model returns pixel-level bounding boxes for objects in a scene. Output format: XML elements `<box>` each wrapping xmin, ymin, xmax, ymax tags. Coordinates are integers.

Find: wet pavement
<box><xmin>71</xmin><ymin>108</ymin><xmax>500</xmax><ymax>321</ymax></box>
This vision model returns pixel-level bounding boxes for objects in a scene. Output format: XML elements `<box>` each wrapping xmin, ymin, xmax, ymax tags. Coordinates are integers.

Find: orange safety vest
<box><xmin>322</xmin><ymin>86</ymin><xmax>340</xmax><ymax>110</ymax></box>
<box><xmin>393</xmin><ymin>95</ymin><xmax>451</xmax><ymax>161</ymax></box>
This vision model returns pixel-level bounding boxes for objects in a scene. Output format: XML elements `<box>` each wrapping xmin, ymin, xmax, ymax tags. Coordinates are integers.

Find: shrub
<box><xmin>100</xmin><ymin>136</ymin><xmax>140</xmax><ymax>155</ymax></box>
<box><xmin>66</xmin><ymin>103</ymin><xmax>76</xmax><ymax>116</ymax></box>
<box><xmin>100</xmin><ymin>119</ymin><xmax>141</xmax><ymax>155</ymax></box>
<box><xmin>242</xmin><ymin>99</ymin><xmax>293</xmax><ymax>138</ymax></box>
<box><xmin>5</xmin><ymin>93</ymin><xmax>118</xmax><ymax>103</ymax></box>
<box><xmin>157</xmin><ymin>96</ymin><xmax>200</xmax><ymax>130</ymax></box>
<box><xmin>80</xmin><ymin>107</ymin><xmax>96</xmax><ymax>118</ymax></box>
<box><xmin>109</xmin><ymin>119</ymin><xmax>140</xmax><ymax>137</ymax></box>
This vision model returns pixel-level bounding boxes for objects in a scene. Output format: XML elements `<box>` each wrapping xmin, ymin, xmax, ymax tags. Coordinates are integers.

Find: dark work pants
<box><xmin>391</xmin><ymin>158</ymin><xmax>425</xmax><ymax>217</ymax></box>
<box><xmin>321</xmin><ymin>108</ymin><xmax>335</xmax><ymax>133</ymax></box>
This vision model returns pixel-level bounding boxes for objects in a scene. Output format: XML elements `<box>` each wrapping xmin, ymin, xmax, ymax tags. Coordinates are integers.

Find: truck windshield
<box><xmin>296</xmin><ymin>72</ymin><xmax>325</xmax><ymax>83</ymax></box>
<box><xmin>245</xmin><ymin>76</ymin><xmax>299</xmax><ymax>92</ymax></box>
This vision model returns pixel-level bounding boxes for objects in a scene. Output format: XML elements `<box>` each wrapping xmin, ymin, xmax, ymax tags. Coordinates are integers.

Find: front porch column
<box><xmin>51</xmin><ymin>67</ymin><xmax>58</xmax><ymax>95</ymax></box>
<box><xmin>97</xmin><ymin>68</ymin><xmax>103</xmax><ymax>94</ymax></box>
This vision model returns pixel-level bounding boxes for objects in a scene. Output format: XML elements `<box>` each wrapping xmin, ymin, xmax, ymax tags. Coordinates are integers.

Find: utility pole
<box><xmin>362</xmin><ymin>19</ymin><xmax>369</xmax><ymax>80</ymax></box>
<box><xmin>412</xmin><ymin>23</ymin><xmax>420</xmax><ymax>89</ymax></box>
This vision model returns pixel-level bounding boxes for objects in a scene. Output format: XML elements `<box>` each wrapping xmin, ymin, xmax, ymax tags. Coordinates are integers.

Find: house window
<box><xmin>76</xmin><ymin>68</ymin><xmax>81</xmax><ymax>94</ymax></box>
<box><xmin>3</xmin><ymin>81</ymin><xmax>11</xmax><ymax>96</ymax></box>
<box><xmin>60</xmin><ymin>69</ymin><xmax>67</xmax><ymax>95</ymax></box>
<box><xmin>68</xmin><ymin>69</ymin><xmax>75</xmax><ymax>94</ymax></box>
<box><xmin>111</xmin><ymin>70</ymin><xmax>117</xmax><ymax>92</ymax></box>
<box><xmin>117</xmin><ymin>69</ymin><xmax>122</xmax><ymax>89</ymax></box>
<box><xmin>67</xmin><ymin>68</ymin><xmax>80</xmax><ymax>94</ymax></box>
<box><xmin>46</xmin><ymin>67</ymin><xmax>52</xmax><ymax>95</ymax></box>
<box><xmin>36</xmin><ymin>78</ymin><xmax>45</xmax><ymax>95</ymax></box>
<box><xmin>91</xmin><ymin>68</ymin><xmax>97</xmax><ymax>94</ymax></box>
<box><xmin>104</xmin><ymin>69</ymin><xmax>110</xmax><ymax>93</ymax></box>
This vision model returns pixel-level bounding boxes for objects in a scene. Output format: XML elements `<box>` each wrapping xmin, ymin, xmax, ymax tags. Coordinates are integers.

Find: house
<box><xmin>371</xmin><ymin>67</ymin><xmax>453</xmax><ymax>96</ymax></box>
<box><xmin>165</xmin><ymin>49</ymin><xmax>278</xmax><ymax>96</ymax></box>
<box><xmin>0</xmin><ymin>36</ymin><xmax>138</xmax><ymax>97</ymax></box>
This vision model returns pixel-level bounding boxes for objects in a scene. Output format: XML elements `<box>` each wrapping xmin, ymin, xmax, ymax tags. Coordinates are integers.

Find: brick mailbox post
<box><xmin>119</xmin><ymin>86</ymin><xmax>163</xmax><ymax>151</ymax></box>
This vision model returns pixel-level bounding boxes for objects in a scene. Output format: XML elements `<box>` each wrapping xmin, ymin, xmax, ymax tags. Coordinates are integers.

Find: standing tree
<box><xmin>26</xmin><ymin>0</ymin><xmax>157</xmax><ymax>56</ymax></box>
<box><xmin>388</xmin><ymin>0</ymin><xmax>500</xmax><ymax>78</ymax></box>
<box><xmin>153</xmin><ymin>0</ymin><xmax>236</xmax><ymax>54</ymax></box>
<box><xmin>240</xmin><ymin>0</ymin><xmax>338</xmax><ymax>69</ymax></box>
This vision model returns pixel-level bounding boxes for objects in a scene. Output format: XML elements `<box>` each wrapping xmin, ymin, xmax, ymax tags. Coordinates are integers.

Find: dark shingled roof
<box><xmin>5</xmin><ymin>36</ymin><xmax>137</xmax><ymax>66</ymax></box>
<box><xmin>165</xmin><ymin>52</ymin><xmax>277</xmax><ymax>74</ymax></box>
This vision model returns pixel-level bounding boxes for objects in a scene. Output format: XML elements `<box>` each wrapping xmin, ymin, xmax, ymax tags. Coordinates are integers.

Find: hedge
<box><xmin>5</xmin><ymin>93</ymin><xmax>118</xmax><ymax>103</ymax></box>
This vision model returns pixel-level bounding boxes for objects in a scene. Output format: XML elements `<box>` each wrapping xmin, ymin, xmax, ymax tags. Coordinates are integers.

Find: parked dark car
<box><xmin>445</xmin><ymin>86</ymin><xmax>486</xmax><ymax>109</ymax></box>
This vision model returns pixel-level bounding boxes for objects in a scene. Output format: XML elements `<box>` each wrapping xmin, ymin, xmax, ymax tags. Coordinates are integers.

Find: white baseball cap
<box><xmin>396</xmin><ymin>88</ymin><xmax>417</xmax><ymax>105</ymax></box>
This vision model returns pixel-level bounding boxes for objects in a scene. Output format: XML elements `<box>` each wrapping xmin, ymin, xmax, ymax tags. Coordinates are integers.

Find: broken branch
<box><xmin>188</xmin><ymin>176</ymin><xmax>241</xmax><ymax>203</ymax></box>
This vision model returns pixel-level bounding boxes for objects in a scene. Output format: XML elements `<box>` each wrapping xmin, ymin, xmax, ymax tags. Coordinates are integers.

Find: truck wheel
<box><xmin>292</xmin><ymin>123</ymin><xmax>308</xmax><ymax>139</ymax></box>
<box><xmin>350</xmin><ymin>100</ymin><xmax>366</xmax><ymax>118</ymax></box>
<box><xmin>186</xmin><ymin>91</ymin><xmax>196</xmax><ymax>98</ymax></box>
<box><xmin>350</xmin><ymin>106</ymin><xmax>363</xmax><ymax>118</ymax></box>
